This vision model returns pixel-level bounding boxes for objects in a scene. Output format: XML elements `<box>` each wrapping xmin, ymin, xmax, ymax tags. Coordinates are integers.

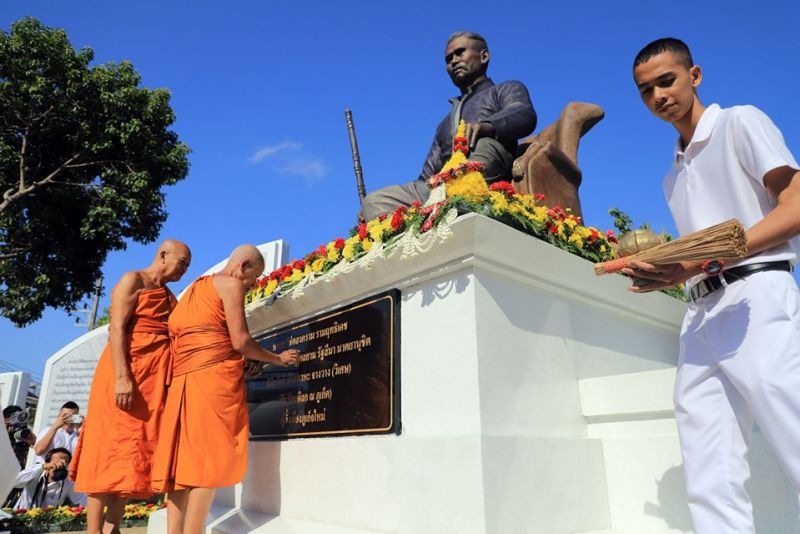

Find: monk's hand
<box><xmin>114</xmin><ymin>374</ymin><xmax>135</xmax><ymax>410</ymax></box>
<box><xmin>276</xmin><ymin>349</ymin><xmax>300</xmax><ymax>367</ymax></box>
<box><xmin>621</xmin><ymin>259</ymin><xmax>697</xmax><ymax>293</ymax></box>
<box><xmin>464</xmin><ymin>122</ymin><xmax>496</xmax><ymax>149</ymax></box>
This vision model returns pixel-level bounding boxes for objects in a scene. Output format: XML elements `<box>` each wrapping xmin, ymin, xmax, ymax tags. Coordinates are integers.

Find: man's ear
<box><xmin>690</xmin><ymin>65</ymin><xmax>702</xmax><ymax>88</ymax></box>
<box><xmin>480</xmin><ymin>48</ymin><xmax>490</xmax><ymax>65</ymax></box>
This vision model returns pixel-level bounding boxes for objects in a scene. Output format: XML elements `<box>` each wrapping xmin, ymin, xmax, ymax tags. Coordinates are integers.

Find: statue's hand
<box><xmin>465</xmin><ymin>122</ymin><xmax>496</xmax><ymax>149</ymax></box>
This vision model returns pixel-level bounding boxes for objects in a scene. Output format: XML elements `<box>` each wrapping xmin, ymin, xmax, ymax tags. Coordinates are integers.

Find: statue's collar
<box><xmin>449</xmin><ymin>78</ymin><xmax>494</xmax><ymax>104</ymax></box>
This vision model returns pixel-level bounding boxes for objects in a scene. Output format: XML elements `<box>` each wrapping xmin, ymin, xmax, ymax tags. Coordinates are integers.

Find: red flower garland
<box><xmin>488</xmin><ymin>181</ymin><xmax>516</xmax><ymax>196</ymax></box>
<box><xmin>453</xmin><ymin>135</ymin><xmax>469</xmax><ymax>155</ymax></box>
<box><xmin>428</xmin><ymin>161</ymin><xmax>484</xmax><ymax>188</ymax></box>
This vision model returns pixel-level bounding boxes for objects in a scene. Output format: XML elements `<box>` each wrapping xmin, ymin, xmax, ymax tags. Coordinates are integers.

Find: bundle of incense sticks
<box><xmin>594</xmin><ymin>219</ymin><xmax>748</xmax><ymax>276</ymax></box>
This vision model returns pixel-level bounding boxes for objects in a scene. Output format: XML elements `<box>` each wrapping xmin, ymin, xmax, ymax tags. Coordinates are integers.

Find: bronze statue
<box><xmin>360</xmin><ymin>31</ymin><xmax>537</xmax><ymax>221</ymax></box>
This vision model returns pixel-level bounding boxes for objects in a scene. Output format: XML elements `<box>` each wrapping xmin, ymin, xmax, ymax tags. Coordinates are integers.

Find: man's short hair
<box><xmin>3</xmin><ymin>405</ymin><xmax>22</xmax><ymax>419</ymax></box>
<box><xmin>447</xmin><ymin>31</ymin><xmax>489</xmax><ymax>52</ymax></box>
<box><xmin>44</xmin><ymin>447</ymin><xmax>72</xmax><ymax>463</ymax></box>
<box><xmin>633</xmin><ymin>37</ymin><xmax>694</xmax><ymax>70</ymax></box>
<box><xmin>60</xmin><ymin>401</ymin><xmax>79</xmax><ymax>411</ymax></box>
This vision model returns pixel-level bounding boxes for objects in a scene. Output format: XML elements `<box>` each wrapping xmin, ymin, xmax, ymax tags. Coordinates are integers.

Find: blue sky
<box><xmin>2</xmin><ymin>0</ymin><xmax>799</xmax><ymax>381</ymax></box>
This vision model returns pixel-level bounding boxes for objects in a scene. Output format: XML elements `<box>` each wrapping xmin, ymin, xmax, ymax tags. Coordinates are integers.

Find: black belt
<box><xmin>689</xmin><ymin>261</ymin><xmax>792</xmax><ymax>302</ymax></box>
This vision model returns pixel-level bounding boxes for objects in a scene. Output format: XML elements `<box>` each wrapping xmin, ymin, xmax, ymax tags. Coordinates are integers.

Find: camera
<box><xmin>67</xmin><ymin>414</ymin><xmax>84</xmax><ymax>424</ymax></box>
<box><xmin>13</xmin><ymin>427</ymin><xmax>33</xmax><ymax>442</ymax></box>
<box><xmin>51</xmin><ymin>466</ymin><xmax>69</xmax><ymax>482</ymax></box>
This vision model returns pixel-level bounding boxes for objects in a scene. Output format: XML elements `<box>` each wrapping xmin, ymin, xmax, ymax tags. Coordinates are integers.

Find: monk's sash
<box><xmin>128</xmin><ymin>316</ymin><xmax>169</xmax><ymax>337</ymax></box>
<box><xmin>167</xmin><ymin>325</ymin><xmax>241</xmax><ymax>385</ymax></box>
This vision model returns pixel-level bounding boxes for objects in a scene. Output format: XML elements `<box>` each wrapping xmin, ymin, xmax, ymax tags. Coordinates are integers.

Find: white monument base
<box><xmin>148</xmin><ymin>214</ymin><xmax>799</xmax><ymax>534</ymax></box>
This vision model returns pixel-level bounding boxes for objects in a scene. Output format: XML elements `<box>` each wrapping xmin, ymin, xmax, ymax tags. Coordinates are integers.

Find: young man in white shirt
<box><xmin>13</xmin><ymin>447</ymin><xmax>86</xmax><ymax>510</ymax></box>
<box><xmin>33</xmin><ymin>401</ymin><xmax>82</xmax><ymax>460</ymax></box>
<box><xmin>629</xmin><ymin>38</ymin><xmax>800</xmax><ymax>534</ymax></box>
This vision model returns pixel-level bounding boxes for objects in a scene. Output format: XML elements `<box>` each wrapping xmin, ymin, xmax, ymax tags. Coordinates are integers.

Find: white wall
<box><xmin>0</xmin><ymin>371</ymin><xmax>31</xmax><ymax>409</ymax></box>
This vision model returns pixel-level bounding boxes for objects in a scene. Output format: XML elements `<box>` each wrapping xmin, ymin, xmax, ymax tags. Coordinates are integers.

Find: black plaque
<box><xmin>247</xmin><ymin>290</ymin><xmax>400</xmax><ymax>439</ymax></box>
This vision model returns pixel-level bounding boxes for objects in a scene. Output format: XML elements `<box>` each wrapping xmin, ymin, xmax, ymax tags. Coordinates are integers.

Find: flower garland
<box><xmin>245</xmin><ymin>182</ymin><xmax>618</xmax><ymax>312</ymax></box>
<box><xmin>426</xmin><ymin>121</ymin><xmax>490</xmax><ymax>198</ymax></box>
<box><xmin>428</xmin><ymin>161</ymin><xmax>484</xmax><ymax>188</ymax></box>
<box><xmin>1</xmin><ymin>502</ymin><xmax>165</xmax><ymax>532</ymax></box>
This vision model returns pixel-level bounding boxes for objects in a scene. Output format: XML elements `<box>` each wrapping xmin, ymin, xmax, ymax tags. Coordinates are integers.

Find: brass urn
<box><xmin>616</xmin><ymin>229</ymin><xmax>664</xmax><ymax>288</ymax></box>
<box><xmin>616</xmin><ymin>228</ymin><xmax>663</xmax><ymax>258</ymax></box>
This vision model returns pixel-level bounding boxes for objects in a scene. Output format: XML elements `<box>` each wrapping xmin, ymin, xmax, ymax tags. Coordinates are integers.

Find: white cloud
<box><xmin>247</xmin><ymin>141</ymin><xmax>302</xmax><ymax>164</ymax></box>
<box><xmin>248</xmin><ymin>140</ymin><xmax>327</xmax><ymax>187</ymax></box>
<box><xmin>277</xmin><ymin>158</ymin><xmax>327</xmax><ymax>186</ymax></box>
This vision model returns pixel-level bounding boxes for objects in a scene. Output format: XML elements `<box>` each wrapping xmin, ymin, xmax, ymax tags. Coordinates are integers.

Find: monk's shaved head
<box><xmin>157</xmin><ymin>239</ymin><xmax>191</xmax><ymax>259</ymax></box>
<box><xmin>148</xmin><ymin>239</ymin><xmax>191</xmax><ymax>283</ymax></box>
<box><xmin>227</xmin><ymin>244</ymin><xmax>264</xmax><ymax>271</ymax></box>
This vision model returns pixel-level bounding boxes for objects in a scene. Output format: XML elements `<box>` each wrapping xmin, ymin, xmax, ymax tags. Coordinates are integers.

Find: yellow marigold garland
<box><xmin>246</xmin><ymin>184</ymin><xmax>620</xmax><ymax>307</ymax></box>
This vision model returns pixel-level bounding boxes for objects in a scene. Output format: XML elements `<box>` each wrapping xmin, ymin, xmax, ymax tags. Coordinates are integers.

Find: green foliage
<box><xmin>93</xmin><ymin>306</ymin><xmax>110</xmax><ymax>328</ymax></box>
<box><xmin>608</xmin><ymin>207</ymin><xmax>634</xmax><ymax>234</ymax></box>
<box><xmin>0</xmin><ymin>18</ymin><xmax>190</xmax><ymax>326</ymax></box>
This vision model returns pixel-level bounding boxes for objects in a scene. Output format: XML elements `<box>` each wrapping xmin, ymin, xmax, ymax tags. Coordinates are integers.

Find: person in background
<box><xmin>4</xmin><ymin>405</ymin><xmax>35</xmax><ymax>469</ymax></box>
<box><xmin>13</xmin><ymin>447</ymin><xmax>85</xmax><ymax>510</ymax></box>
<box><xmin>33</xmin><ymin>401</ymin><xmax>81</xmax><ymax>459</ymax></box>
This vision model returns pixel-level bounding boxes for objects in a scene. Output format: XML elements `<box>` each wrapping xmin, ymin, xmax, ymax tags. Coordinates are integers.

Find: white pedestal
<box><xmin>149</xmin><ymin>214</ymin><xmax>799</xmax><ymax>534</ymax></box>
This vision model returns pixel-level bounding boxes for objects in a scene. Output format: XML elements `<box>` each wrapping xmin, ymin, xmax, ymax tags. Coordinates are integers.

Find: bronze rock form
<box><xmin>512</xmin><ymin>102</ymin><xmax>604</xmax><ymax>218</ymax></box>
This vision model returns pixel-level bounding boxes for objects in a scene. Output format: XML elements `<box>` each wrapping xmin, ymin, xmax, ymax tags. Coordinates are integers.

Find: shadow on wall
<box><xmin>644</xmin><ymin>432</ymin><xmax>800</xmax><ymax>534</ymax></box>
<box><xmin>404</xmin><ymin>271</ymin><xmax>472</xmax><ymax>308</ymax></box>
<box><xmin>644</xmin><ymin>465</ymin><xmax>691</xmax><ymax>533</ymax></box>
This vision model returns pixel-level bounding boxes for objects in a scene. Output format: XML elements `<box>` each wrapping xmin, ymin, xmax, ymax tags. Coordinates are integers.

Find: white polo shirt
<box><xmin>663</xmin><ymin>103</ymin><xmax>800</xmax><ymax>287</ymax></box>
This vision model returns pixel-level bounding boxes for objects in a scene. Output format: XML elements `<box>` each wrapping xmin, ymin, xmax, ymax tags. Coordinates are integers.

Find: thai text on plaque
<box><xmin>247</xmin><ymin>290</ymin><xmax>400</xmax><ymax>439</ymax></box>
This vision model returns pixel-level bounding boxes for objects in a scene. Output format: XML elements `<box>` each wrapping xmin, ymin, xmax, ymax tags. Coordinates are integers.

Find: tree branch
<box><xmin>19</xmin><ymin>133</ymin><xmax>27</xmax><ymax>192</ymax></box>
<box><xmin>0</xmin><ymin>246</ymin><xmax>26</xmax><ymax>261</ymax></box>
<box><xmin>63</xmin><ymin>160</ymin><xmax>116</xmax><ymax>169</ymax></box>
<box><xmin>0</xmin><ymin>251</ymin><xmax>23</xmax><ymax>261</ymax></box>
<box><xmin>1</xmin><ymin>153</ymin><xmax>82</xmax><ymax>214</ymax></box>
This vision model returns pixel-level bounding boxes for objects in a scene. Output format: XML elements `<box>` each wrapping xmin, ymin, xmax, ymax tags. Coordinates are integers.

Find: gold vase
<box><xmin>617</xmin><ymin>228</ymin><xmax>663</xmax><ymax>258</ymax></box>
<box><xmin>616</xmin><ymin>229</ymin><xmax>664</xmax><ymax>288</ymax></box>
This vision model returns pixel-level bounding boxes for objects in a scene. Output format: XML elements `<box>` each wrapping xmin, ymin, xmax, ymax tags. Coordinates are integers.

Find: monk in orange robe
<box><xmin>70</xmin><ymin>240</ymin><xmax>191</xmax><ymax>534</ymax></box>
<box><xmin>151</xmin><ymin>244</ymin><xmax>298</xmax><ymax>534</ymax></box>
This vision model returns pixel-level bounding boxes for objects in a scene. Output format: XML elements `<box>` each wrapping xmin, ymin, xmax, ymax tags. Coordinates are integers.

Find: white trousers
<box><xmin>676</xmin><ymin>270</ymin><xmax>800</xmax><ymax>533</ymax></box>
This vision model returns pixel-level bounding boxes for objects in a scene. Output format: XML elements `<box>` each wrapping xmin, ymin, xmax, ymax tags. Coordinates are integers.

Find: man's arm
<box><xmin>480</xmin><ymin>81</ymin><xmax>537</xmax><ymax>144</ymax></box>
<box><xmin>13</xmin><ymin>464</ymin><xmax>44</xmax><ymax>487</ymax></box>
<box><xmin>32</xmin><ymin>414</ymin><xmax>69</xmax><ymax>456</ymax></box>
<box><xmin>214</xmin><ymin>275</ymin><xmax>299</xmax><ymax>366</ymax></box>
<box><xmin>745</xmin><ymin>167</ymin><xmax>800</xmax><ymax>253</ymax></box>
<box><xmin>108</xmin><ymin>272</ymin><xmax>144</xmax><ymax>410</ymax></box>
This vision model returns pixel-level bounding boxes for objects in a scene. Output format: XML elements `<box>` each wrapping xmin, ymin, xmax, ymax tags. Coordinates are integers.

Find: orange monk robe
<box><xmin>70</xmin><ymin>287</ymin><xmax>176</xmax><ymax>497</ymax></box>
<box><xmin>151</xmin><ymin>276</ymin><xmax>248</xmax><ymax>492</ymax></box>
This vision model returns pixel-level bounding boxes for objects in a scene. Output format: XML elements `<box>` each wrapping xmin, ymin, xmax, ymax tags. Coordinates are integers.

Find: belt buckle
<box><xmin>689</xmin><ymin>276</ymin><xmax>717</xmax><ymax>303</ymax></box>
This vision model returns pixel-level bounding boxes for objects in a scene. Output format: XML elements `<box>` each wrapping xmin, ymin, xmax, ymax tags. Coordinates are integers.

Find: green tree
<box><xmin>0</xmin><ymin>18</ymin><xmax>189</xmax><ymax>326</ymax></box>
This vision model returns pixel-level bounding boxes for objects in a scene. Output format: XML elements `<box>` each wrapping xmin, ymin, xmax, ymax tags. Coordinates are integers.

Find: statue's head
<box><xmin>445</xmin><ymin>31</ymin><xmax>490</xmax><ymax>91</ymax></box>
